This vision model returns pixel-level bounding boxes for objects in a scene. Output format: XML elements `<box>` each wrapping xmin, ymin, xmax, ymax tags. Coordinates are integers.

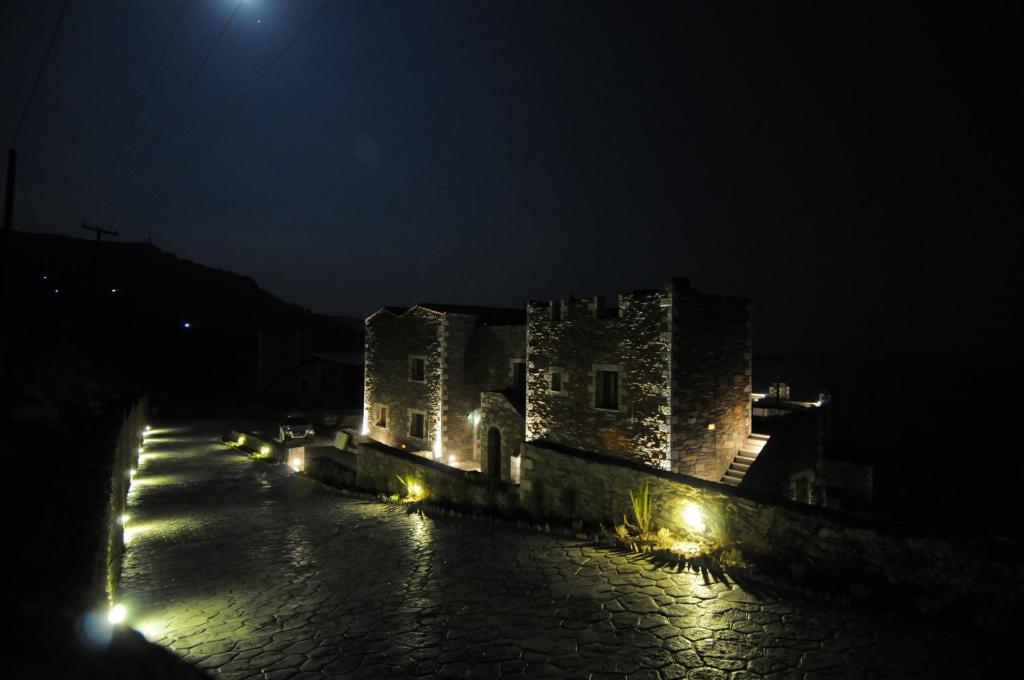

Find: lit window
<box><xmin>409</xmin><ymin>356</ymin><xmax>426</xmax><ymax>382</ymax></box>
<box><xmin>409</xmin><ymin>412</ymin><xmax>426</xmax><ymax>439</ymax></box>
<box><xmin>376</xmin><ymin>406</ymin><xmax>388</xmax><ymax>428</ymax></box>
<box><xmin>595</xmin><ymin>368</ymin><xmax>620</xmax><ymax>410</ymax></box>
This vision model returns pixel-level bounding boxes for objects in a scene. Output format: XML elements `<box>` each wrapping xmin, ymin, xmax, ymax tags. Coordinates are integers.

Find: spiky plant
<box><xmin>628</xmin><ymin>481</ymin><xmax>654</xmax><ymax>540</ymax></box>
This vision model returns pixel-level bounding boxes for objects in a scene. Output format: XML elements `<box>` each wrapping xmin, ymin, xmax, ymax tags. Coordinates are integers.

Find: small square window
<box><xmin>376</xmin><ymin>406</ymin><xmax>388</xmax><ymax>428</ymax></box>
<box><xmin>409</xmin><ymin>412</ymin><xmax>426</xmax><ymax>439</ymax></box>
<box><xmin>410</xmin><ymin>356</ymin><xmax>426</xmax><ymax>382</ymax></box>
<box><xmin>595</xmin><ymin>369</ymin><xmax>620</xmax><ymax>410</ymax></box>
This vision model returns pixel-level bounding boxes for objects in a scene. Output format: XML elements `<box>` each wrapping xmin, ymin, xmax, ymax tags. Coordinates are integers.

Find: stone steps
<box><xmin>720</xmin><ymin>434</ymin><xmax>770</xmax><ymax>487</ymax></box>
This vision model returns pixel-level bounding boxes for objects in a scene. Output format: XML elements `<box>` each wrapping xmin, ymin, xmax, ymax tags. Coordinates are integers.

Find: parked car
<box><xmin>278</xmin><ymin>413</ymin><xmax>315</xmax><ymax>442</ymax></box>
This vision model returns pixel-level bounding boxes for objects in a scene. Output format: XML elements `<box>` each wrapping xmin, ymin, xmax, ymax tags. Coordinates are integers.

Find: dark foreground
<box><xmin>120</xmin><ymin>420</ymin><xmax>1003</xmax><ymax>679</ymax></box>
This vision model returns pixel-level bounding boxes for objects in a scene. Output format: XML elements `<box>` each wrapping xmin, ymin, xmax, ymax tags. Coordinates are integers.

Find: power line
<box><xmin>91</xmin><ymin>0</ymin><xmax>194</xmax><ymax>220</ymax></box>
<box><xmin>120</xmin><ymin>0</ymin><xmax>335</xmax><ymax>232</ymax></box>
<box><xmin>99</xmin><ymin>0</ymin><xmax>246</xmax><ymax>224</ymax></box>
<box><xmin>9</xmin><ymin>0</ymin><xmax>71</xmax><ymax>147</ymax></box>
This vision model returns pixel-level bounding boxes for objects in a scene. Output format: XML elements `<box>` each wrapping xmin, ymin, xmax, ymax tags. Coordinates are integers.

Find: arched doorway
<box><xmin>486</xmin><ymin>427</ymin><xmax>501</xmax><ymax>480</ymax></box>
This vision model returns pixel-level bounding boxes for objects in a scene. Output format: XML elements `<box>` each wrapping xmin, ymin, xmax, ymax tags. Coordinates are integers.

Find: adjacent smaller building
<box><xmin>362</xmin><ymin>304</ymin><xmax>525</xmax><ymax>468</ymax></box>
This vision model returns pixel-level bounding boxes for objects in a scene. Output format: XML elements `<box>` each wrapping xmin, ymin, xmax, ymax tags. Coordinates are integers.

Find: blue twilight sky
<box><xmin>1</xmin><ymin>1</ymin><xmax>1020</xmax><ymax>353</ymax></box>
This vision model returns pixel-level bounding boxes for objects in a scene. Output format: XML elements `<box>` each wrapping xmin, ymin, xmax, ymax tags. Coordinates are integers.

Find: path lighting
<box><xmin>260</xmin><ymin>445</ymin><xmax>270</xmax><ymax>455</ymax></box>
<box><xmin>108</xmin><ymin>604</ymin><xmax>127</xmax><ymax>625</ymax></box>
<box><xmin>410</xmin><ymin>482</ymin><xmax>423</xmax><ymax>497</ymax></box>
<box><xmin>682</xmin><ymin>503</ymin><xmax>706</xmax><ymax>533</ymax></box>
<box><xmin>237</xmin><ymin>435</ymin><xmax>246</xmax><ymax>446</ymax></box>
<box><xmin>118</xmin><ymin>514</ymin><xmax>129</xmax><ymax>525</ymax></box>
<box><xmin>137</xmin><ymin>446</ymin><xmax>143</xmax><ymax>454</ymax></box>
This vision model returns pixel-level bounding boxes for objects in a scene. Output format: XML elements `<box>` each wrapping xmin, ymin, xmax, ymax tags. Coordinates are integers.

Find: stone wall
<box><xmin>518</xmin><ymin>439</ymin><xmax>1020</xmax><ymax>614</ymax></box>
<box><xmin>526</xmin><ymin>291</ymin><xmax>671</xmax><ymax>467</ymax></box>
<box><xmin>669</xmin><ymin>279</ymin><xmax>752</xmax><ymax>480</ymax></box>
<box><xmin>477</xmin><ymin>391</ymin><xmax>526</xmax><ymax>481</ymax></box>
<box><xmin>364</xmin><ymin>307</ymin><xmax>443</xmax><ymax>453</ymax></box>
<box><xmin>439</xmin><ymin>313</ymin><xmax>480</xmax><ymax>462</ymax></box>
<box><xmin>104</xmin><ymin>396</ymin><xmax>149</xmax><ymax>606</ymax></box>
<box><xmin>349</xmin><ymin>436</ymin><xmax>520</xmax><ymax>513</ymax></box>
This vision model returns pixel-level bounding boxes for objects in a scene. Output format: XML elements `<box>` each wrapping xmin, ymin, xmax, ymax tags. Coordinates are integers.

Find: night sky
<box><xmin>2</xmin><ymin>1</ymin><xmax>1020</xmax><ymax>354</ymax></box>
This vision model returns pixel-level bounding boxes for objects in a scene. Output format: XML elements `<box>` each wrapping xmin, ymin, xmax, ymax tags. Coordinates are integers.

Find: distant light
<box><xmin>110</xmin><ymin>288</ymin><xmax>118</xmax><ymax>294</ymax></box>
<box><xmin>183</xmin><ymin>321</ymin><xmax>191</xmax><ymax>329</ymax></box>
<box><xmin>53</xmin><ymin>288</ymin><xmax>60</xmax><ymax>294</ymax></box>
<box><xmin>42</xmin><ymin>274</ymin><xmax>48</xmax><ymax>280</ymax></box>
<box><xmin>682</xmin><ymin>504</ymin><xmax>706</xmax><ymax>533</ymax></box>
<box><xmin>108</xmin><ymin>604</ymin><xmax>127</xmax><ymax>625</ymax></box>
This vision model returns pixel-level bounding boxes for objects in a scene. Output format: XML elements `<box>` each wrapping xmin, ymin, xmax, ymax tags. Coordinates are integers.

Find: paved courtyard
<box><xmin>121</xmin><ymin>420</ymin><xmax>1001</xmax><ymax>679</ymax></box>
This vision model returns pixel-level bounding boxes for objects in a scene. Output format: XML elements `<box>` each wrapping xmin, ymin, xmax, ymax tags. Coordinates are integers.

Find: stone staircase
<box><xmin>721</xmin><ymin>433</ymin><xmax>770</xmax><ymax>487</ymax></box>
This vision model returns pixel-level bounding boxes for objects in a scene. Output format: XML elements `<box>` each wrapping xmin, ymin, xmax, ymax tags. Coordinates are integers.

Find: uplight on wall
<box><xmin>682</xmin><ymin>503</ymin><xmax>706</xmax><ymax>533</ymax></box>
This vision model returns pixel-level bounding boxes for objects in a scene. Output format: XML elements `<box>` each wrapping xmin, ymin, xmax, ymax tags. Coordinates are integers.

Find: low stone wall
<box><xmin>320</xmin><ymin>433</ymin><xmax>523</xmax><ymax>519</ymax></box>
<box><xmin>520</xmin><ymin>439</ymin><xmax>1022</xmax><ymax>623</ymax></box>
<box><xmin>103</xmin><ymin>395</ymin><xmax>149</xmax><ymax>606</ymax></box>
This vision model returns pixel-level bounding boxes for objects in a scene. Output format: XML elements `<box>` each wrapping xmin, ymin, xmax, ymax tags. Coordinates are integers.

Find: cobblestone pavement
<box><xmin>122</xmin><ymin>421</ymin><xmax>1001</xmax><ymax>679</ymax></box>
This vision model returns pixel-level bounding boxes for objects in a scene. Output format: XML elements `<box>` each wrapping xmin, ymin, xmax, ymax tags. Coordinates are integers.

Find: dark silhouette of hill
<box><xmin>2</xmin><ymin>230</ymin><xmax>362</xmax><ymax>407</ymax></box>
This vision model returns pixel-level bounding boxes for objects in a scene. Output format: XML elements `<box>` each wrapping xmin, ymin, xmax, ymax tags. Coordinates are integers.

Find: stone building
<box><xmin>363</xmin><ymin>278</ymin><xmax>754</xmax><ymax>483</ymax></box>
<box><xmin>362</xmin><ymin>304</ymin><xmax>525</xmax><ymax>468</ymax></box>
<box><xmin>526</xmin><ymin>278</ymin><xmax>752</xmax><ymax>479</ymax></box>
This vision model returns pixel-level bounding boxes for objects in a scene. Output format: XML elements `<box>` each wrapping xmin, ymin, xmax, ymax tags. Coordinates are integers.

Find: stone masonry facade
<box><xmin>526</xmin><ymin>278</ymin><xmax>751</xmax><ymax>477</ymax></box>
<box><xmin>364</xmin><ymin>304</ymin><xmax>525</xmax><ymax>466</ymax></box>
<box><xmin>364</xmin><ymin>278</ymin><xmax>751</xmax><ymax>482</ymax></box>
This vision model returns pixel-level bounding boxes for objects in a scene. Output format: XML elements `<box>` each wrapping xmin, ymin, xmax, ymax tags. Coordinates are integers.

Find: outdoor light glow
<box><xmin>707</xmin><ymin>423</ymin><xmax>716</xmax><ymax>431</ymax></box>
<box><xmin>137</xmin><ymin>446</ymin><xmax>143</xmax><ymax>454</ymax></box>
<box><xmin>447</xmin><ymin>455</ymin><xmax>456</xmax><ymax>465</ymax></box>
<box><xmin>672</xmin><ymin>541</ymin><xmax>702</xmax><ymax>557</ymax></box>
<box><xmin>682</xmin><ymin>503</ymin><xmax>706</xmax><ymax>533</ymax></box>
<box><xmin>108</xmin><ymin>604</ymin><xmax>126</xmax><ymax>625</ymax></box>
<box><xmin>111</xmin><ymin>288</ymin><xmax>118</xmax><ymax>294</ymax></box>
<box><xmin>260</xmin><ymin>445</ymin><xmax>270</xmax><ymax>455</ymax></box>
<box><xmin>433</xmin><ymin>422</ymin><xmax>443</xmax><ymax>460</ymax></box>
<box><xmin>237</xmin><ymin>435</ymin><xmax>246</xmax><ymax>446</ymax></box>
<box><xmin>183</xmin><ymin>321</ymin><xmax>191</xmax><ymax>329</ymax></box>
<box><xmin>361</xmin><ymin>412</ymin><xmax>369</xmax><ymax>435</ymax></box>
<box><xmin>145</xmin><ymin>425</ymin><xmax>150</xmax><ymax>432</ymax></box>
<box><xmin>119</xmin><ymin>514</ymin><xmax>129</xmax><ymax>525</ymax></box>
<box><xmin>410</xmin><ymin>483</ymin><xmax>423</xmax><ymax>497</ymax></box>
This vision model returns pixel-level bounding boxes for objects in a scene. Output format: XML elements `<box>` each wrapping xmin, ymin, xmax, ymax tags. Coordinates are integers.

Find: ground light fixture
<box><xmin>260</xmin><ymin>445</ymin><xmax>270</xmax><ymax>455</ymax></box>
<box><xmin>108</xmin><ymin>603</ymin><xmax>127</xmax><ymax>625</ymax></box>
<box><xmin>118</xmin><ymin>514</ymin><xmax>129</xmax><ymax>525</ymax></box>
<box><xmin>682</xmin><ymin>503</ymin><xmax>706</xmax><ymax>533</ymax></box>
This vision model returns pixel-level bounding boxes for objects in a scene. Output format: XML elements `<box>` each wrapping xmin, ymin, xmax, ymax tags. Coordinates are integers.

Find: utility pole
<box><xmin>0</xmin><ymin>148</ymin><xmax>17</xmax><ymax>381</ymax></box>
<box><xmin>81</xmin><ymin>222</ymin><xmax>118</xmax><ymax>293</ymax></box>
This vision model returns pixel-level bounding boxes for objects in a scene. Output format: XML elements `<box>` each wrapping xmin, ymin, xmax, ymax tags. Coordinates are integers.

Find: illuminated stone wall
<box><xmin>526</xmin><ymin>291</ymin><xmax>671</xmax><ymax>467</ymax></box>
<box><xmin>525</xmin><ymin>279</ymin><xmax>750</xmax><ymax>479</ymax></box>
<box><xmin>364</xmin><ymin>307</ymin><xmax>443</xmax><ymax>453</ymax></box>
<box><xmin>517</xmin><ymin>439</ymin><xmax>1021</xmax><ymax>616</ymax></box>
<box><xmin>365</xmin><ymin>307</ymin><xmax>525</xmax><ymax>463</ymax></box>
